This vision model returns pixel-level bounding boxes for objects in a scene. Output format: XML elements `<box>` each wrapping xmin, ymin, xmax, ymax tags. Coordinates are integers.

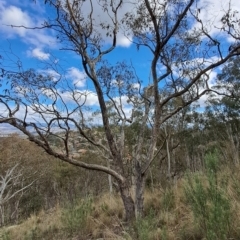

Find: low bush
<box><xmin>184</xmin><ymin>151</ymin><xmax>231</xmax><ymax>240</ymax></box>
<box><xmin>61</xmin><ymin>197</ymin><xmax>93</xmax><ymax>238</ymax></box>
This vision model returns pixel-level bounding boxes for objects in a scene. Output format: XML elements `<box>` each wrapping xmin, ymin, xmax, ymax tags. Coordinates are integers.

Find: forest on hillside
<box><xmin>1</xmin><ymin>57</ymin><xmax>240</xmax><ymax>239</ymax></box>
<box><xmin>0</xmin><ymin>0</ymin><xmax>240</xmax><ymax>239</ymax></box>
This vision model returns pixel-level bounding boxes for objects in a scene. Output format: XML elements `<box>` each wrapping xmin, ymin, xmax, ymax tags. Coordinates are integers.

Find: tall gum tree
<box><xmin>0</xmin><ymin>0</ymin><xmax>240</xmax><ymax>221</ymax></box>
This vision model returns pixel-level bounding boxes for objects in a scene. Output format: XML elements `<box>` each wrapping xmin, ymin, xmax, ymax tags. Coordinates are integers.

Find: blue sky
<box><xmin>0</xmin><ymin>0</ymin><xmax>240</xmax><ymax>133</ymax></box>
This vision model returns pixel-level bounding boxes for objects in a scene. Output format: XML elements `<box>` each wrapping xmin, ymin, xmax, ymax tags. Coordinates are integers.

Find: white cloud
<box><xmin>109</xmin><ymin>95</ymin><xmax>134</xmax><ymax>120</ymax></box>
<box><xmin>26</xmin><ymin>31</ymin><xmax>56</xmax><ymax>48</ymax></box>
<box><xmin>0</xmin><ymin>123</ymin><xmax>24</xmax><ymax>135</ymax></box>
<box><xmin>83</xmin><ymin>91</ymin><xmax>99</xmax><ymax>106</ymax></box>
<box><xmin>0</xmin><ymin>0</ymin><xmax>129</xmax><ymax>50</ymax></box>
<box><xmin>60</xmin><ymin>90</ymin><xmax>99</xmax><ymax>106</ymax></box>
<box><xmin>191</xmin><ymin>0</ymin><xmax>240</xmax><ymax>40</ymax></box>
<box><xmin>38</xmin><ymin>69</ymin><xmax>60</xmax><ymax>82</ymax></box>
<box><xmin>111</xmin><ymin>79</ymin><xmax>124</xmax><ymax>87</ymax></box>
<box><xmin>1</xmin><ymin>0</ymin><xmax>240</xmax><ymax>51</ymax></box>
<box><xmin>67</xmin><ymin>67</ymin><xmax>86</xmax><ymax>88</ymax></box>
<box><xmin>0</xmin><ymin>1</ymin><xmax>57</xmax><ymax>49</ymax></box>
<box><xmin>195</xmin><ymin>70</ymin><xmax>218</xmax><ymax>108</ymax></box>
<box><xmin>131</xmin><ymin>83</ymin><xmax>141</xmax><ymax>90</ymax></box>
<box><xmin>117</xmin><ymin>34</ymin><xmax>132</xmax><ymax>48</ymax></box>
<box><xmin>56</xmin><ymin>0</ymin><xmax>134</xmax><ymax>48</ymax></box>
<box><xmin>0</xmin><ymin>101</ymin><xmax>40</xmax><ymax>124</ymax></box>
<box><xmin>28</xmin><ymin>48</ymin><xmax>50</xmax><ymax>60</ymax></box>
<box><xmin>0</xmin><ymin>5</ymin><xmax>32</xmax><ymax>37</ymax></box>
<box><xmin>113</xmin><ymin>95</ymin><xmax>131</xmax><ymax>107</ymax></box>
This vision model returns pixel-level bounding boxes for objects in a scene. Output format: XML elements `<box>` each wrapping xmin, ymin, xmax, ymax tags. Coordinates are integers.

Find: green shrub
<box><xmin>61</xmin><ymin>197</ymin><xmax>93</xmax><ymax>237</ymax></box>
<box><xmin>24</xmin><ymin>226</ymin><xmax>41</xmax><ymax>240</ymax></box>
<box><xmin>184</xmin><ymin>151</ymin><xmax>231</xmax><ymax>240</ymax></box>
<box><xmin>161</xmin><ymin>189</ymin><xmax>175</xmax><ymax>211</ymax></box>
<box><xmin>20</xmin><ymin>190</ymin><xmax>44</xmax><ymax>218</ymax></box>
<box><xmin>134</xmin><ymin>209</ymin><xmax>157</xmax><ymax>240</ymax></box>
<box><xmin>0</xmin><ymin>229</ymin><xmax>11</xmax><ymax>240</ymax></box>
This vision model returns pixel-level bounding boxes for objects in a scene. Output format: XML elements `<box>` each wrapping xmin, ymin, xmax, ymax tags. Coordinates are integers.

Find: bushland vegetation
<box><xmin>1</xmin><ymin>94</ymin><xmax>240</xmax><ymax>239</ymax></box>
<box><xmin>1</xmin><ymin>0</ymin><xmax>240</xmax><ymax>221</ymax></box>
<box><xmin>0</xmin><ymin>1</ymin><xmax>240</xmax><ymax>238</ymax></box>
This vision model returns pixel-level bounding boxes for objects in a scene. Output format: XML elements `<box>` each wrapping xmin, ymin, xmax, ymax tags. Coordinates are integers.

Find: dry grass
<box><xmin>90</xmin><ymin>193</ymin><xmax>125</xmax><ymax>239</ymax></box>
<box><xmin>3</xmin><ymin>165</ymin><xmax>240</xmax><ymax>240</ymax></box>
<box><xmin>1</xmin><ymin>205</ymin><xmax>62</xmax><ymax>240</ymax></box>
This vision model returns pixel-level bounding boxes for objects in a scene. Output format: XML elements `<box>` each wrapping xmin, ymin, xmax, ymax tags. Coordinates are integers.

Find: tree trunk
<box><xmin>134</xmin><ymin>173</ymin><xmax>145</xmax><ymax>219</ymax></box>
<box><xmin>107</xmin><ymin>160</ymin><xmax>113</xmax><ymax>194</ymax></box>
<box><xmin>228</xmin><ymin>126</ymin><xmax>239</xmax><ymax>165</ymax></box>
<box><xmin>165</xmin><ymin>127</ymin><xmax>171</xmax><ymax>179</ymax></box>
<box><xmin>0</xmin><ymin>205</ymin><xmax>4</xmax><ymax>226</ymax></box>
<box><xmin>119</xmin><ymin>172</ymin><xmax>146</xmax><ymax>221</ymax></box>
<box><xmin>119</xmin><ymin>182</ymin><xmax>135</xmax><ymax>222</ymax></box>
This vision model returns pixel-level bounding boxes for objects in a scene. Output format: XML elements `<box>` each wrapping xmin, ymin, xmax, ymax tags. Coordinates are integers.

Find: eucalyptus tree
<box><xmin>0</xmin><ymin>164</ymin><xmax>36</xmax><ymax>226</ymax></box>
<box><xmin>205</xmin><ymin>57</ymin><xmax>240</xmax><ymax>164</ymax></box>
<box><xmin>0</xmin><ymin>0</ymin><xmax>240</xmax><ymax>221</ymax></box>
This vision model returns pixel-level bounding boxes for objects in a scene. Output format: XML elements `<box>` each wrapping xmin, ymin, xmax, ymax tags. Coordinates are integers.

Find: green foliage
<box><xmin>134</xmin><ymin>209</ymin><xmax>157</xmax><ymax>240</ymax></box>
<box><xmin>61</xmin><ymin>197</ymin><xmax>93</xmax><ymax>237</ymax></box>
<box><xmin>22</xmin><ymin>225</ymin><xmax>59</xmax><ymax>240</ymax></box>
<box><xmin>160</xmin><ymin>226</ymin><xmax>168</xmax><ymax>240</ymax></box>
<box><xmin>184</xmin><ymin>151</ymin><xmax>231</xmax><ymax>240</ymax></box>
<box><xmin>0</xmin><ymin>229</ymin><xmax>10</xmax><ymax>240</ymax></box>
<box><xmin>20</xmin><ymin>190</ymin><xmax>44</xmax><ymax>218</ymax></box>
<box><xmin>161</xmin><ymin>189</ymin><xmax>175</xmax><ymax>211</ymax></box>
<box><xmin>23</xmin><ymin>226</ymin><xmax>41</xmax><ymax>240</ymax></box>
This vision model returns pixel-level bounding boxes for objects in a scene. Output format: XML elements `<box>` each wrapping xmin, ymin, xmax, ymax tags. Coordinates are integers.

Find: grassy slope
<box><xmin>2</xmin><ymin>164</ymin><xmax>240</xmax><ymax>240</ymax></box>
